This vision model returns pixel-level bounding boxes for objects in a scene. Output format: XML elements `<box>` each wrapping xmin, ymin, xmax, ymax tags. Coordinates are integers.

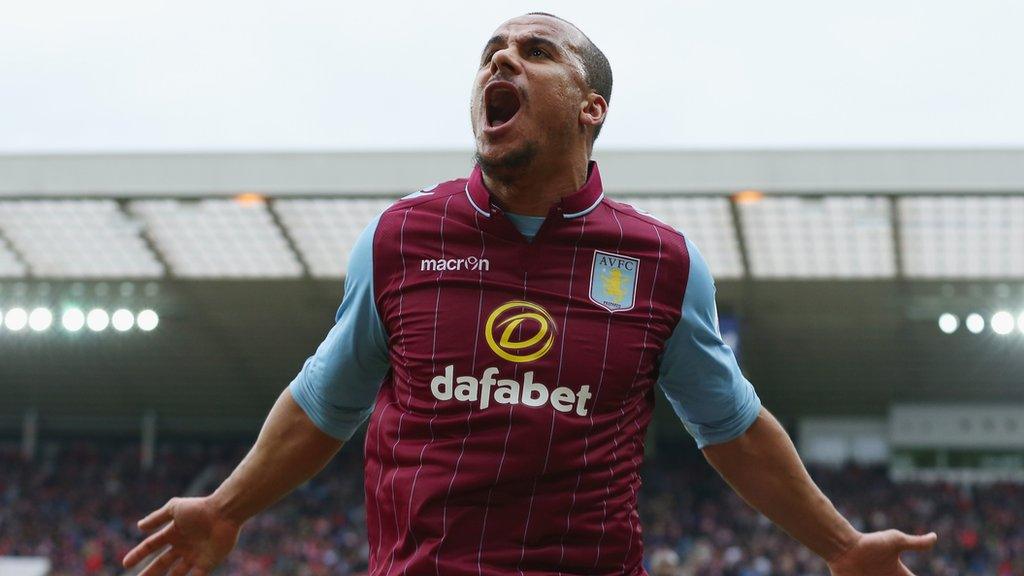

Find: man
<box><xmin>124</xmin><ymin>12</ymin><xmax>936</xmax><ymax>576</ymax></box>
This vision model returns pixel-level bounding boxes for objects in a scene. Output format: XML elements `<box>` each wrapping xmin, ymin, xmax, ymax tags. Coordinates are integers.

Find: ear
<box><xmin>579</xmin><ymin>93</ymin><xmax>608</xmax><ymax>132</ymax></box>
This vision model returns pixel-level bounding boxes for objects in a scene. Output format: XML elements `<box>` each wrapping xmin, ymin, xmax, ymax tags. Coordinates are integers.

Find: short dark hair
<box><xmin>527</xmin><ymin>12</ymin><xmax>612</xmax><ymax>143</ymax></box>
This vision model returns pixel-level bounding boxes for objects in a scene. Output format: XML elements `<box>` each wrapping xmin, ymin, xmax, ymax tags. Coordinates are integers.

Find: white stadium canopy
<box><xmin>0</xmin><ymin>149</ymin><xmax>1023</xmax><ymax>280</ymax></box>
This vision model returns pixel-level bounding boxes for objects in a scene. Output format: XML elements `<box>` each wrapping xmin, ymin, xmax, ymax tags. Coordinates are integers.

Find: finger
<box><xmin>123</xmin><ymin>523</ymin><xmax>175</xmax><ymax>568</ymax></box>
<box><xmin>897</xmin><ymin>559</ymin><xmax>915</xmax><ymax>576</ymax></box>
<box><xmin>899</xmin><ymin>531</ymin><xmax>938</xmax><ymax>552</ymax></box>
<box><xmin>139</xmin><ymin>500</ymin><xmax>176</xmax><ymax>532</ymax></box>
<box><xmin>139</xmin><ymin>548</ymin><xmax>180</xmax><ymax>576</ymax></box>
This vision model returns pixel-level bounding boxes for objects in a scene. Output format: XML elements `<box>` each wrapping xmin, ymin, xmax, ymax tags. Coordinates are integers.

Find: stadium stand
<box><xmin>1</xmin><ymin>440</ymin><xmax>1020</xmax><ymax>576</ymax></box>
<box><xmin>3</xmin><ymin>152</ymin><xmax>1024</xmax><ymax>575</ymax></box>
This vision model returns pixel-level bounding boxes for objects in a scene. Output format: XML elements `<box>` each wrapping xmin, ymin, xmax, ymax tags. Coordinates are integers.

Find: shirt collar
<box><xmin>465</xmin><ymin>160</ymin><xmax>605</xmax><ymax>220</ymax></box>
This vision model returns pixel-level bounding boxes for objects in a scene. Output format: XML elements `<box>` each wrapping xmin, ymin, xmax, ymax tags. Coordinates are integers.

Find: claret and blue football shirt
<box><xmin>289</xmin><ymin>161</ymin><xmax>761</xmax><ymax>576</ymax></box>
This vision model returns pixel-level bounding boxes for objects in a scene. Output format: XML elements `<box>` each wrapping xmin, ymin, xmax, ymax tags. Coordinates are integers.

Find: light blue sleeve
<box><xmin>288</xmin><ymin>214</ymin><xmax>390</xmax><ymax>441</ymax></box>
<box><xmin>657</xmin><ymin>237</ymin><xmax>762</xmax><ymax>449</ymax></box>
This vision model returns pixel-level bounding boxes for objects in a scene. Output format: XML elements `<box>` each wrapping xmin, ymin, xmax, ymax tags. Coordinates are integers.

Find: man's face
<box><xmin>471</xmin><ymin>15</ymin><xmax>591</xmax><ymax>175</ymax></box>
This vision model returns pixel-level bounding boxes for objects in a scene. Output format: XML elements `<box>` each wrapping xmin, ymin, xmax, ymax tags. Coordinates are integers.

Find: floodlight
<box><xmin>137</xmin><ymin>309</ymin><xmax>159</xmax><ymax>332</ymax></box>
<box><xmin>62</xmin><ymin>308</ymin><xmax>86</xmax><ymax>332</ymax></box>
<box><xmin>87</xmin><ymin>308</ymin><xmax>109</xmax><ymax>332</ymax></box>
<box><xmin>937</xmin><ymin>313</ymin><xmax>958</xmax><ymax>334</ymax></box>
<box><xmin>28</xmin><ymin>308</ymin><xmax>52</xmax><ymax>331</ymax></box>
<box><xmin>4</xmin><ymin>307</ymin><xmax>27</xmax><ymax>331</ymax></box>
<box><xmin>965</xmin><ymin>313</ymin><xmax>985</xmax><ymax>334</ymax></box>
<box><xmin>991</xmin><ymin>311</ymin><xmax>1015</xmax><ymax>335</ymax></box>
<box><xmin>111</xmin><ymin>309</ymin><xmax>134</xmax><ymax>332</ymax></box>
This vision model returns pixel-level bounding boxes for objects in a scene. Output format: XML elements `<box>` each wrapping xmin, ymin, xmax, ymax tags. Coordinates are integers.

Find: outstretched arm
<box><xmin>703</xmin><ymin>407</ymin><xmax>937</xmax><ymax>576</ymax></box>
<box><xmin>124</xmin><ymin>216</ymin><xmax>390</xmax><ymax>575</ymax></box>
<box><xmin>211</xmin><ymin>389</ymin><xmax>344</xmax><ymax>524</ymax></box>
<box><xmin>120</xmin><ymin>213</ymin><xmax>391</xmax><ymax>569</ymax></box>
<box><xmin>122</xmin><ymin>389</ymin><xmax>343</xmax><ymax>575</ymax></box>
<box><xmin>659</xmin><ymin>237</ymin><xmax>936</xmax><ymax>575</ymax></box>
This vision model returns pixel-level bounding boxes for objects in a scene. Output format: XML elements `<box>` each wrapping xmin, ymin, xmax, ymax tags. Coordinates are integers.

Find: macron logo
<box><xmin>420</xmin><ymin>256</ymin><xmax>490</xmax><ymax>272</ymax></box>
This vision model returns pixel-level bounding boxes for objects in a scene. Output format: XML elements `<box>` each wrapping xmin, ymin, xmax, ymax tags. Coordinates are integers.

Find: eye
<box><xmin>530</xmin><ymin>47</ymin><xmax>548</xmax><ymax>58</ymax></box>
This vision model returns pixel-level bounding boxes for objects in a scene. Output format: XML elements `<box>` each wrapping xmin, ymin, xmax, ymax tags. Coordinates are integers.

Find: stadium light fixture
<box><xmin>28</xmin><ymin>307</ymin><xmax>52</xmax><ymax>332</ymax></box>
<box><xmin>937</xmin><ymin>313</ymin><xmax>959</xmax><ymax>334</ymax></box>
<box><xmin>87</xmin><ymin>308</ymin><xmax>110</xmax><ymax>332</ymax></box>
<box><xmin>965</xmin><ymin>313</ymin><xmax>985</xmax><ymax>334</ymax></box>
<box><xmin>111</xmin><ymin>309</ymin><xmax>134</xmax><ymax>332</ymax></box>
<box><xmin>4</xmin><ymin>307</ymin><xmax>27</xmax><ymax>331</ymax></box>
<box><xmin>137</xmin><ymin>309</ymin><xmax>159</xmax><ymax>332</ymax></box>
<box><xmin>234</xmin><ymin>192</ymin><xmax>267</xmax><ymax>206</ymax></box>
<box><xmin>62</xmin><ymin>308</ymin><xmax>86</xmax><ymax>332</ymax></box>
<box><xmin>991</xmin><ymin>311</ymin><xmax>1015</xmax><ymax>335</ymax></box>
<box><xmin>733</xmin><ymin>190</ymin><xmax>764</xmax><ymax>205</ymax></box>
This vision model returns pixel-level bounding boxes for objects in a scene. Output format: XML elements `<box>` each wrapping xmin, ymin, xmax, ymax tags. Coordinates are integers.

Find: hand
<box><xmin>123</xmin><ymin>496</ymin><xmax>243</xmax><ymax>576</ymax></box>
<box><xmin>827</xmin><ymin>530</ymin><xmax>938</xmax><ymax>576</ymax></box>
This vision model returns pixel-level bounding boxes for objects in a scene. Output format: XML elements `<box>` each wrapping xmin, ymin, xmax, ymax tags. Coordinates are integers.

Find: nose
<box><xmin>488</xmin><ymin>44</ymin><xmax>523</xmax><ymax>77</ymax></box>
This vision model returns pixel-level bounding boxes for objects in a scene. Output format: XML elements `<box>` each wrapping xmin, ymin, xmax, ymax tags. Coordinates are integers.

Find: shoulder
<box><xmin>603</xmin><ymin>197</ymin><xmax>686</xmax><ymax>239</ymax></box>
<box><xmin>371</xmin><ymin>177</ymin><xmax>471</xmax><ymax>247</ymax></box>
<box><xmin>600</xmin><ymin>197</ymin><xmax>691</xmax><ymax>263</ymax></box>
<box><xmin>382</xmin><ymin>178</ymin><xmax>468</xmax><ymax>216</ymax></box>
<box><xmin>370</xmin><ymin>176</ymin><xmax>474</xmax><ymax>268</ymax></box>
<box><xmin>590</xmin><ymin>197</ymin><xmax>694</xmax><ymax>313</ymax></box>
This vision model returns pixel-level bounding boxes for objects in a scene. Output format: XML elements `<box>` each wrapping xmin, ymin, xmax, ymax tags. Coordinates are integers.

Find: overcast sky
<box><xmin>1</xmin><ymin>0</ymin><xmax>1022</xmax><ymax>152</ymax></box>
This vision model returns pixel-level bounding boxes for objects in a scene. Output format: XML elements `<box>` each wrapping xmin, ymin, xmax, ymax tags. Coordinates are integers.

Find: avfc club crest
<box><xmin>589</xmin><ymin>250</ymin><xmax>639</xmax><ymax>312</ymax></box>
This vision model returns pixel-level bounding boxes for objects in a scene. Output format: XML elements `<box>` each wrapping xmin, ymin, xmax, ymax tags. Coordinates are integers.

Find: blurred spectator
<box><xmin>1</xmin><ymin>440</ymin><xmax>1021</xmax><ymax>575</ymax></box>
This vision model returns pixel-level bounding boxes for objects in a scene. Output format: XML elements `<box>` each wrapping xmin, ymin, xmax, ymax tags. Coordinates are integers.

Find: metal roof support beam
<box><xmin>267</xmin><ymin>200</ymin><xmax>311</xmax><ymax>279</ymax></box>
<box><xmin>890</xmin><ymin>196</ymin><xmax>905</xmax><ymax>281</ymax></box>
<box><xmin>728</xmin><ymin>196</ymin><xmax>753</xmax><ymax>280</ymax></box>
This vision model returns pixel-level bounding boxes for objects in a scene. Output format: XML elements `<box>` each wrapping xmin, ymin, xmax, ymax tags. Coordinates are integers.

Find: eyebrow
<box><xmin>480</xmin><ymin>34</ymin><xmax>565</xmax><ymax>62</ymax></box>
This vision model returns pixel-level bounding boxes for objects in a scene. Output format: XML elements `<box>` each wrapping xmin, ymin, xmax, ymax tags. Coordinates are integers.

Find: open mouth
<box><xmin>484</xmin><ymin>82</ymin><xmax>522</xmax><ymax>129</ymax></box>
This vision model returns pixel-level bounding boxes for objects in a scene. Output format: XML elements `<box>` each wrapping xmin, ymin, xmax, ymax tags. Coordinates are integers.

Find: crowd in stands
<box><xmin>0</xmin><ymin>441</ymin><xmax>212</xmax><ymax>575</ymax></box>
<box><xmin>641</xmin><ymin>452</ymin><xmax>1023</xmax><ymax>576</ymax></box>
<box><xmin>0</xmin><ymin>439</ymin><xmax>1020</xmax><ymax>575</ymax></box>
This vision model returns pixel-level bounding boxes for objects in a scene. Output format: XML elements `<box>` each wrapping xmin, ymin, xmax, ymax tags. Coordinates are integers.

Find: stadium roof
<box><xmin>1</xmin><ymin>150</ymin><xmax>1024</xmax><ymax>281</ymax></box>
<box><xmin>3</xmin><ymin>149</ymin><xmax>1024</xmax><ymax>196</ymax></box>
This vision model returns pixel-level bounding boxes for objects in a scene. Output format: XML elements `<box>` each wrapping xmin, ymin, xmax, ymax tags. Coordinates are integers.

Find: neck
<box><xmin>481</xmin><ymin>153</ymin><xmax>590</xmax><ymax>216</ymax></box>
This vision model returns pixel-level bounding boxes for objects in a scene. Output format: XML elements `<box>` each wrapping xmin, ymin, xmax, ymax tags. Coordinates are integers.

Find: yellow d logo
<box><xmin>484</xmin><ymin>300</ymin><xmax>557</xmax><ymax>363</ymax></box>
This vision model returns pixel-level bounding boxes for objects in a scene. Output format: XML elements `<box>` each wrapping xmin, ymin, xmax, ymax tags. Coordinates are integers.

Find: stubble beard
<box><xmin>474</xmin><ymin>140</ymin><xmax>539</xmax><ymax>185</ymax></box>
<box><xmin>474</xmin><ymin>116</ymin><xmax>578</xmax><ymax>186</ymax></box>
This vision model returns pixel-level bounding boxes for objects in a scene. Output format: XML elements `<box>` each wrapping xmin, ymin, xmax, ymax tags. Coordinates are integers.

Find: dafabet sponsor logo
<box><xmin>429</xmin><ymin>300</ymin><xmax>592</xmax><ymax>415</ymax></box>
